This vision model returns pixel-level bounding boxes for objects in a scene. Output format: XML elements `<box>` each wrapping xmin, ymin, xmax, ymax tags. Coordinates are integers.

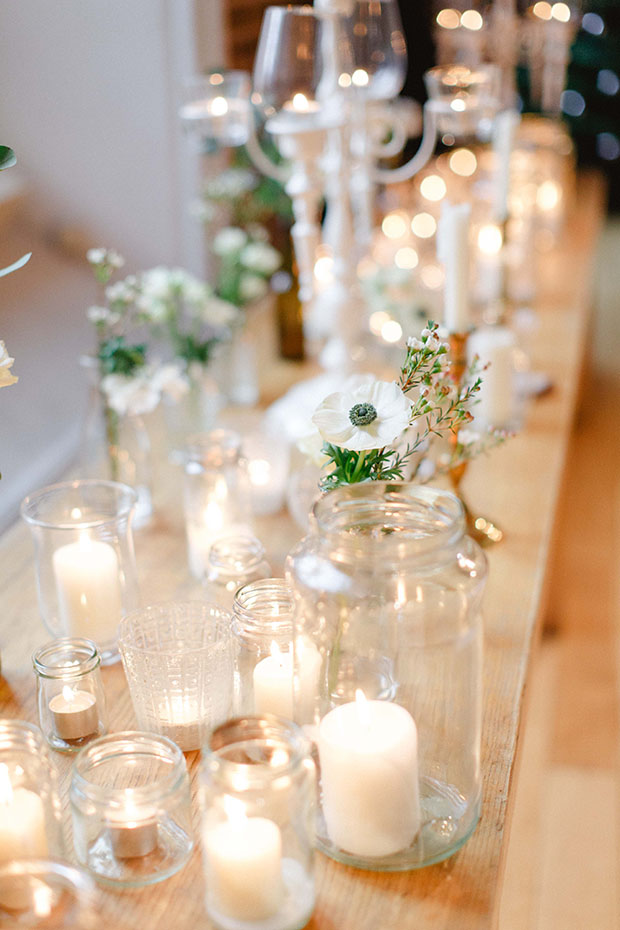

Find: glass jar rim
<box><xmin>0</xmin><ymin>719</ymin><xmax>47</xmax><ymax>753</ymax></box>
<box><xmin>232</xmin><ymin>578</ymin><xmax>295</xmax><ymax>631</ymax></box>
<box><xmin>33</xmin><ymin>638</ymin><xmax>100</xmax><ymax>679</ymax></box>
<box><xmin>0</xmin><ymin>857</ymin><xmax>96</xmax><ymax>897</ymax></box>
<box><xmin>20</xmin><ymin>479</ymin><xmax>138</xmax><ymax>530</ymax></box>
<box><xmin>118</xmin><ymin>601</ymin><xmax>233</xmax><ymax>656</ymax></box>
<box><xmin>71</xmin><ymin>731</ymin><xmax>187</xmax><ymax>806</ymax></box>
<box><xmin>202</xmin><ymin>714</ymin><xmax>312</xmax><ymax>786</ymax></box>
<box><xmin>208</xmin><ymin>534</ymin><xmax>267</xmax><ymax>576</ymax></box>
<box><xmin>183</xmin><ymin>428</ymin><xmax>242</xmax><ymax>469</ymax></box>
<box><xmin>311</xmin><ymin>483</ymin><xmax>465</xmax><ymax>558</ymax></box>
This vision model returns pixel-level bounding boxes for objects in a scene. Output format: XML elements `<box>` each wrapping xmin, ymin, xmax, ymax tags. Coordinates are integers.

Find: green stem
<box><xmin>349</xmin><ymin>450</ymin><xmax>366</xmax><ymax>483</ymax></box>
<box><xmin>104</xmin><ymin>404</ymin><xmax>120</xmax><ymax>482</ymax></box>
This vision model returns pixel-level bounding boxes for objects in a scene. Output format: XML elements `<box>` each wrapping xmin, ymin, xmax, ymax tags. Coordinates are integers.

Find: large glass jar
<box><xmin>286</xmin><ymin>482</ymin><xmax>487</xmax><ymax>871</ymax></box>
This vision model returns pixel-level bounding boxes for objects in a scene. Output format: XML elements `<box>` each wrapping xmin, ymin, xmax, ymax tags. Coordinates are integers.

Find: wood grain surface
<box><xmin>0</xmin><ymin>171</ymin><xmax>606</xmax><ymax>930</ymax></box>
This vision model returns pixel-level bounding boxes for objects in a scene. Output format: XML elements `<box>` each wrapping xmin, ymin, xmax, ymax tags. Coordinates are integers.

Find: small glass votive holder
<box><xmin>70</xmin><ymin>731</ymin><xmax>193</xmax><ymax>887</ymax></box>
<box><xmin>20</xmin><ymin>479</ymin><xmax>139</xmax><ymax>665</ymax></box>
<box><xmin>183</xmin><ymin>430</ymin><xmax>252</xmax><ymax>582</ymax></box>
<box><xmin>232</xmin><ymin>579</ymin><xmax>302</xmax><ymax>718</ymax></box>
<box><xmin>0</xmin><ymin>721</ymin><xmax>65</xmax><ymax>862</ymax></box>
<box><xmin>179</xmin><ymin>70</ymin><xmax>251</xmax><ymax>148</ymax></box>
<box><xmin>0</xmin><ymin>859</ymin><xmax>98</xmax><ymax>928</ymax></box>
<box><xmin>205</xmin><ymin>535</ymin><xmax>271</xmax><ymax>609</ymax></box>
<box><xmin>200</xmin><ymin>716</ymin><xmax>316</xmax><ymax>930</ymax></box>
<box><xmin>118</xmin><ymin>602</ymin><xmax>235</xmax><ymax>752</ymax></box>
<box><xmin>424</xmin><ymin>63</ymin><xmax>500</xmax><ymax>138</ymax></box>
<box><xmin>33</xmin><ymin>639</ymin><xmax>108</xmax><ymax>753</ymax></box>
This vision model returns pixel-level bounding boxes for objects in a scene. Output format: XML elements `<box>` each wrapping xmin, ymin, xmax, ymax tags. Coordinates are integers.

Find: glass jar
<box><xmin>33</xmin><ymin>638</ymin><xmax>108</xmax><ymax>753</ymax></box>
<box><xmin>20</xmin><ymin>480</ymin><xmax>139</xmax><ymax>665</ymax></box>
<box><xmin>286</xmin><ymin>482</ymin><xmax>487</xmax><ymax>871</ymax></box>
<box><xmin>199</xmin><ymin>716</ymin><xmax>316</xmax><ymax>930</ymax></box>
<box><xmin>0</xmin><ymin>859</ymin><xmax>98</xmax><ymax>928</ymax></box>
<box><xmin>182</xmin><ymin>430</ymin><xmax>252</xmax><ymax>582</ymax></box>
<box><xmin>70</xmin><ymin>731</ymin><xmax>193</xmax><ymax>887</ymax></box>
<box><xmin>205</xmin><ymin>535</ymin><xmax>271</xmax><ymax>609</ymax></box>
<box><xmin>231</xmin><ymin>579</ymin><xmax>303</xmax><ymax>718</ymax></box>
<box><xmin>0</xmin><ymin>720</ymin><xmax>65</xmax><ymax>863</ymax></box>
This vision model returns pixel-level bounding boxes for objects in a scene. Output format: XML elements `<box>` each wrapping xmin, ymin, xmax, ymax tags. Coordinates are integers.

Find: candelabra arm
<box><xmin>245</xmin><ymin>114</ymin><xmax>290</xmax><ymax>184</ymax></box>
<box><xmin>373</xmin><ymin>101</ymin><xmax>438</xmax><ymax>184</ymax></box>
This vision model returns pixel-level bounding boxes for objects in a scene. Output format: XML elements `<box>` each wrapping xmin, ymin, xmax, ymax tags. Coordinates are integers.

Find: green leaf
<box><xmin>0</xmin><ymin>146</ymin><xmax>16</xmax><ymax>171</ymax></box>
<box><xmin>0</xmin><ymin>252</ymin><xmax>31</xmax><ymax>278</ymax></box>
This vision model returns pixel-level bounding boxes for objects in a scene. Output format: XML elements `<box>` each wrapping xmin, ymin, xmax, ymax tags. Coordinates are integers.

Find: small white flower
<box><xmin>457</xmin><ymin>428</ymin><xmax>481</xmax><ymax>447</ymax></box>
<box><xmin>107</xmin><ymin>250</ymin><xmax>125</xmax><ymax>270</ymax></box>
<box><xmin>0</xmin><ymin>341</ymin><xmax>17</xmax><ymax>388</ymax></box>
<box><xmin>407</xmin><ymin>336</ymin><xmax>424</xmax><ymax>349</ymax></box>
<box><xmin>240</xmin><ymin>242</ymin><xmax>281</xmax><ymax>275</ymax></box>
<box><xmin>135</xmin><ymin>294</ymin><xmax>168</xmax><ymax>323</ymax></box>
<box><xmin>312</xmin><ymin>380</ymin><xmax>411</xmax><ymax>451</ymax></box>
<box><xmin>87</xmin><ymin>305</ymin><xmax>121</xmax><ymax>326</ymax></box>
<box><xmin>212</xmin><ymin>227</ymin><xmax>248</xmax><ymax>256</ymax></box>
<box><xmin>239</xmin><ymin>273</ymin><xmax>268</xmax><ymax>303</ymax></box>
<box><xmin>201</xmin><ymin>297</ymin><xmax>240</xmax><ymax>327</ymax></box>
<box><xmin>105</xmin><ymin>280</ymin><xmax>135</xmax><ymax>305</ymax></box>
<box><xmin>150</xmin><ymin>362</ymin><xmax>190</xmax><ymax>402</ymax></box>
<box><xmin>101</xmin><ymin>373</ymin><xmax>160</xmax><ymax>417</ymax></box>
<box><xmin>86</xmin><ymin>247</ymin><xmax>106</xmax><ymax>265</ymax></box>
<box><xmin>140</xmin><ymin>267</ymin><xmax>175</xmax><ymax>300</ymax></box>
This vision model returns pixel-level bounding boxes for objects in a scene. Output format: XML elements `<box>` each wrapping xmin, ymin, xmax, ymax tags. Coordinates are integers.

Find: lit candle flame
<box><xmin>0</xmin><ymin>764</ymin><xmax>13</xmax><ymax>804</ymax></box>
<box><xmin>355</xmin><ymin>688</ymin><xmax>371</xmax><ymax>727</ymax></box>
<box><xmin>62</xmin><ymin>685</ymin><xmax>76</xmax><ymax>704</ymax></box>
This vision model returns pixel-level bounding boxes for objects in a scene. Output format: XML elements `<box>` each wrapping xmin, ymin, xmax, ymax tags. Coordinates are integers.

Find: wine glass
<box><xmin>340</xmin><ymin>0</ymin><xmax>407</xmax><ymax>101</ymax></box>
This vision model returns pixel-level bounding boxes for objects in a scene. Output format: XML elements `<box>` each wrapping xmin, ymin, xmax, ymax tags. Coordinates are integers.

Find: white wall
<box><xmin>0</xmin><ymin>0</ymin><xmax>221</xmax><ymax>270</ymax></box>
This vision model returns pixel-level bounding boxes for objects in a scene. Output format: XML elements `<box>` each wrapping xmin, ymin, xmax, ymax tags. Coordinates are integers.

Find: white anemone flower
<box><xmin>312</xmin><ymin>380</ymin><xmax>411</xmax><ymax>451</ymax></box>
<box><xmin>297</xmin><ymin>430</ymin><xmax>330</xmax><ymax>467</ymax></box>
<box><xmin>0</xmin><ymin>341</ymin><xmax>17</xmax><ymax>388</ymax></box>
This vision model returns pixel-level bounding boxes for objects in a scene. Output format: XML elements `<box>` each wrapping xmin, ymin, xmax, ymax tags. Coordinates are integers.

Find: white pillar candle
<box><xmin>437</xmin><ymin>201</ymin><xmax>471</xmax><ymax>333</ymax></box>
<box><xmin>492</xmin><ymin>110</ymin><xmax>520</xmax><ymax>222</ymax></box>
<box><xmin>468</xmin><ymin>325</ymin><xmax>516</xmax><ymax>426</ymax></box>
<box><xmin>318</xmin><ymin>693</ymin><xmax>421</xmax><ymax>858</ymax></box>
<box><xmin>49</xmin><ymin>686</ymin><xmax>98</xmax><ymax>741</ymax></box>
<box><xmin>204</xmin><ymin>811</ymin><xmax>284</xmax><ymax>921</ymax></box>
<box><xmin>0</xmin><ymin>764</ymin><xmax>48</xmax><ymax>861</ymax></box>
<box><xmin>253</xmin><ymin>643</ymin><xmax>294</xmax><ymax>718</ymax></box>
<box><xmin>253</xmin><ymin>639</ymin><xmax>321</xmax><ymax>720</ymax></box>
<box><xmin>52</xmin><ymin>535</ymin><xmax>122</xmax><ymax>644</ymax></box>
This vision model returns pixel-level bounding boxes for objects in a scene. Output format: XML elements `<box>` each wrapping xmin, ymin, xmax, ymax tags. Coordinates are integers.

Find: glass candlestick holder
<box><xmin>205</xmin><ymin>535</ymin><xmax>271</xmax><ymax>610</ymax></box>
<box><xmin>0</xmin><ymin>720</ymin><xmax>65</xmax><ymax>863</ymax></box>
<box><xmin>182</xmin><ymin>430</ymin><xmax>252</xmax><ymax>582</ymax></box>
<box><xmin>33</xmin><ymin>638</ymin><xmax>108</xmax><ymax>753</ymax></box>
<box><xmin>0</xmin><ymin>859</ymin><xmax>98</xmax><ymax>928</ymax></box>
<box><xmin>200</xmin><ymin>715</ymin><xmax>316</xmax><ymax>930</ymax></box>
<box><xmin>118</xmin><ymin>602</ymin><xmax>235</xmax><ymax>752</ymax></box>
<box><xmin>70</xmin><ymin>731</ymin><xmax>193</xmax><ymax>887</ymax></box>
<box><xmin>20</xmin><ymin>479</ymin><xmax>139</xmax><ymax>665</ymax></box>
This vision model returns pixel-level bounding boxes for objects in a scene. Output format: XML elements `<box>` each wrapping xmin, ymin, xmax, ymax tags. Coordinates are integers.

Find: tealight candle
<box><xmin>0</xmin><ymin>764</ymin><xmax>48</xmax><ymax>862</ymax></box>
<box><xmin>49</xmin><ymin>686</ymin><xmax>98</xmax><ymax>741</ymax></box>
<box><xmin>318</xmin><ymin>691</ymin><xmax>421</xmax><ymax>858</ymax></box>
<box><xmin>204</xmin><ymin>800</ymin><xmax>284</xmax><ymax>922</ymax></box>
<box><xmin>52</xmin><ymin>535</ymin><xmax>122</xmax><ymax>643</ymax></box>
<box><xmin>107</xmin><ymin>797</ymin><xmax>158</xmax><ymax>860</ymax></box>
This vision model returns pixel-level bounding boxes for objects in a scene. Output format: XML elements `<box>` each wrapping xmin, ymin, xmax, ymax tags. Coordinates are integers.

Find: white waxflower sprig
<box><xmin>0</xmin><ymin>341</ymin><xmax>18</xmax><ymax>389</ymax></box>
<box><xmin>310</xmin><ymin>322</ymin><xmax>490</xmax><ymax>490</ymax></box>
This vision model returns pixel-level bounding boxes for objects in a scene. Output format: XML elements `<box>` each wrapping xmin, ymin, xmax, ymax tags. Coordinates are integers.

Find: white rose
<box><xmin>212</xmin><ymin>227</ymin><xmax>248</xmax><ymax>255</ymax></box>
<box><xmin>239</xmin><ymin>273</ymin><xmax>268</xmax><ymax>303</ymax></box>
<box><xmin>240</xmin><ymin>242</ymin><xmax>282</xmax><ymax>275</ymax></box>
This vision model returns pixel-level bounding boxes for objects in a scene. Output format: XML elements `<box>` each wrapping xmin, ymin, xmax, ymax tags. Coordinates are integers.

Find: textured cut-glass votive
<box><xmin>20</xmin><ymin>480</ymin><xmax>139</xmax><ymax>665</ymax></box>
<box><xmin>70</xmin><ymin>731</ymin><xmax>193</xmax><ymax>886</ymax></box>
<box><xmin>0</xmin><ymin>859</ymin><xmax>97</xmax><ymax>928</ymax></box>
<box><xmin>118</xmin><ymin>602</ymin><xmax>235</xmax><ymax>751</ymax></box>
<box><xmin>0</xmin><ymin>721</ymin><xmax>65</xmax><ymax>864</ymax></box>
<box><xmin>33</xmin><ymin>638</ymin><xmax>108</xmax><ymax>753</ymax></box>
<box><xmin>200</xmin><ymin>716</ymin><xmax>316</xmax><ymax>930</ymax></box>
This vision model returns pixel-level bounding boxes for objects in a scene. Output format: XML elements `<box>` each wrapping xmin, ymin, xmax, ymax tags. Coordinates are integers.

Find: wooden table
<box><xmin>0</xmin><ymin>171</ymin><xmax>606</xmax><ymax>930</ymax></box>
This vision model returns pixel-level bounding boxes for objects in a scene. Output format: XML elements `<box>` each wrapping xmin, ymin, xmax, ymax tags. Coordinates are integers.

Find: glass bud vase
<box><xmin>286</xmin><ymin>482</ymin><xmax>487</xmax><ymax>871</ymax></box>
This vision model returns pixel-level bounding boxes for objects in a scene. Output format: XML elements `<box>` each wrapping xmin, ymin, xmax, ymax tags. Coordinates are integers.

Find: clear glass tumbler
<box><xmin>286</xmin><ymin>482</ymin><xmax>487</xmax><ymax>871</ymax></box>
<box><xmin>0</xmin><ymin>720</ymin><xmax>65</xmax><ymax>863</ymax></box>
<box><xmin>20</xmin><ymin>479</ymin><xmax>139</xmax><ymax>665</ymax></box>
<box><xmin>0</xmin><ymin>859</ymin><xmax>98</xmax><ymax>928</ymax></box>
<box><xmin>200</xmin><ymin>715</ymin><xmax>316</xmax><ymax>930</ymax></box>
<box><xmin>33</xmin><ymin>638</ymin><xmax>108</xmax><ymax>754</ymax></box>
<box><xmin>118</xmin><ymin>602</ymin><xmax>235</xmax><ymax>752</ymax></box>
<box><xmin>70</xmin><ymin>731</ymin><xmax>193</xmax><ymax>886</ymax></box>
